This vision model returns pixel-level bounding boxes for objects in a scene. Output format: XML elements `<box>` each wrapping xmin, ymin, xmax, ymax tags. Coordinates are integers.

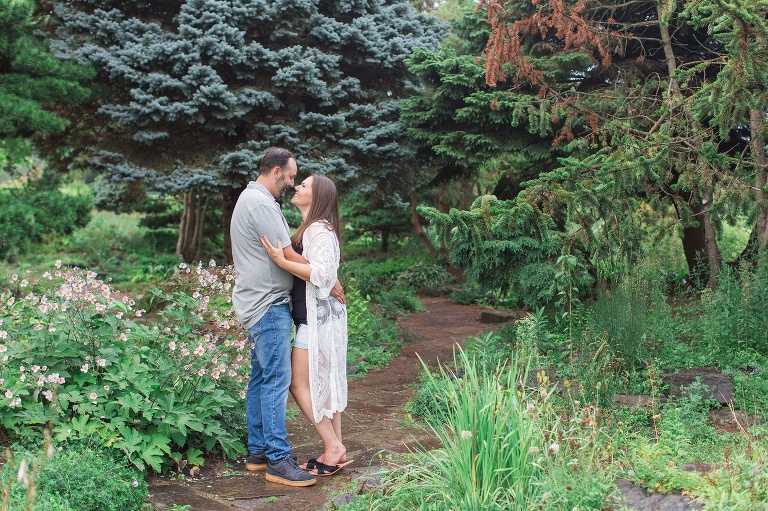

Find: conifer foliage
<box><xmin>0</xmin><ymin>0</ymin><xmax>91</xmax><ymax>161</ymax></box>
<box><xmin>436</xmin><ymin>0</ymin><xmax>768</xmax><ymax>289</ymax></box>
<box><xmin>52</xmin><ymin>0</ymin><xmax>444</xmax><ymax>261</ymax></box>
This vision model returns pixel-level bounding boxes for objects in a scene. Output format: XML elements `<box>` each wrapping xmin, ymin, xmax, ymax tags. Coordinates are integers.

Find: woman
<box><xmin>260</xmin><ymin>174</ymin><xmax>351</xmax><ymax>476</ymax></box>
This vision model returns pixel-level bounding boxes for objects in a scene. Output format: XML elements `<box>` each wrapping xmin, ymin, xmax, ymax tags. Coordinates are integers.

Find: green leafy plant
<box><xmin>0</xmin><ymin>188</ymin><xmax>92</xmax><ymax>261</ymax></box>
<box><xmin>0</xmin><ymin>260</ymin><xmax>248</xmax><ymax>472</ymax></box>
<box><xmin>1</xmin><ymin>443</ymin><xmax>147</xmax><ymax>511</ymax></box>
<box><xmin>344</xmin><ymin>287</ymin><xmax>400</xmax><ymax>372</ymax></box>
<box><xmin>395</xmin><ymin>262</ymin><xmax>453</xmax><ymax>290</ymax></box>
<box><xmin>589</xmin><ymin>275</ymin><xmax>654</xmax><ymax>371</ymax></box>
<box><xmin>389</xmin><ymin>347</ymin><xmax>546</xmax><ymax>510</ymax></box>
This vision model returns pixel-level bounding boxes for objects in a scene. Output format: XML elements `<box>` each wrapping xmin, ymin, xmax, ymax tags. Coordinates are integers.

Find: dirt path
<box><xmin>148</xmin><ymin>296</ymin><xmax>702</xmax><ymax>511</ymax></box>
<box><xmin>149</xmin><ymin>296</ymin><xmax>494</xmax><ymax>511</ymax></box>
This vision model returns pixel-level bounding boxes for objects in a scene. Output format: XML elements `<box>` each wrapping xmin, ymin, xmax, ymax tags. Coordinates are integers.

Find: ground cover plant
<box><xmin>343</xmin><ymin>263</ymin><xmax>768</xmax><ymax>511</ymax></box>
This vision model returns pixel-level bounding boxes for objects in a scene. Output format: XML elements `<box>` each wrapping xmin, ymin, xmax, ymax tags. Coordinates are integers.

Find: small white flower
<box><xmin>81</xmin><ymin>364</ymin><xmax>89</xmax><ymax>373</ymax></box>
<box><xmin>89</xmin><ymin>392</ymin><xmax>98</xmax><ymax>400</ymax></box>
<box><xmin>133</xmin><ymin>480</ymin><xmax>139</xmax><ymax>488</ymax></box>
<box><xmin>460</xmin><ymin>430</ymin><xmax>472</xmax><ymax>440</ymax></box>
<box><xmin>549</xmin><ymin>443</ymin><xmax>560</xmax><ymax>454</ymax></box>
<box><xmin>4</xmin><ymin>389</ymin><xmax>12</xmax><ymax>399</ymax></box>
<box><xmin>55</xmin><ymin>260</ymin><xmax>62</xmax><ymax>268</ymax></box>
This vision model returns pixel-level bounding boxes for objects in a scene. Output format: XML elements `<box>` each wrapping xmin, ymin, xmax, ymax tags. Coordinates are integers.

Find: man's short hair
<box><xmin>259</xmin><ymin>147</ymin><xmax>295</xmax><ymax>176</ymax></box>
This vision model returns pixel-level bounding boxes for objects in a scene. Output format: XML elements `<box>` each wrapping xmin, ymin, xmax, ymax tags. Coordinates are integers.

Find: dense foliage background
<box><xmin>1</xmin><ymin>0</ymin><xmax>767</xmax><ymax>509</ymax></box>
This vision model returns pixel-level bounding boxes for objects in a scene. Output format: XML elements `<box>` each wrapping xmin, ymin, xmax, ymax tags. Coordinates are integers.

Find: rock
<box><xmin>660</xmin><ymin>368</ymin><xmax>733</xmax><ymax>405</ymax></box>
<box><xmin>332</xmin><ymin>494</ymin><xmax>356</xmax><ymax>508</ymax></box>
<box><xmin>709</xmin><ymin>408</ymin><xmax>763</xmax><ymax>428</ymax></box>
<box><xmin>357</xmin><ymin>475</ymin><xmax>386</xmax><ymax>494</ymax></box>
<box><xmin>614</xmin><ymin>479</ymin><xmax>704</xmax><ymax>510</ymax></box>
<box><xmin>479</xmin><ymin>311</ymin><xmax>516</xmax><ymax>324</ymax></box>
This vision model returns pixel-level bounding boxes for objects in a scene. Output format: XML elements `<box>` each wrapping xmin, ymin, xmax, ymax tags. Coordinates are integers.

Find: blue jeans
<box><xmin>246</xmin><ymin>299</ymin><xmax>292</xmax><ymax>461</ymax></box>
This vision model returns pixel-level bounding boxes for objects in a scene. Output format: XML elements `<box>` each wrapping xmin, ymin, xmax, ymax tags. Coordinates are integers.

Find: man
<box><xmin>230</xmin><ymin>147</ymin><xmax>316</xmax><ymax>487</ymax></box>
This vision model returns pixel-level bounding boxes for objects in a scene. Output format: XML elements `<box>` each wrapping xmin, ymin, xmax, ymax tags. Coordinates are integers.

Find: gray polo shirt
<box><xmin>231</xmin><ymin>182</ymin><xmax>293</xmax><ymax>329</ymax></box>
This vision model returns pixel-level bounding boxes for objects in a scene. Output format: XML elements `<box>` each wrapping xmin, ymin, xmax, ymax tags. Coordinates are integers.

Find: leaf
<box><xmin>185</xmin><ymin>447</ymin><xmax>205</xmax><ymax>467</ymax></box>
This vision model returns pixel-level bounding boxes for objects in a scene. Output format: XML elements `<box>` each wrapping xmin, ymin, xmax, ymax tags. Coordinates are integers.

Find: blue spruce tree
<box><xmin>52</xmin><ymin>0</ymin><xmax>445</xmax><ymax>261</ymax></box>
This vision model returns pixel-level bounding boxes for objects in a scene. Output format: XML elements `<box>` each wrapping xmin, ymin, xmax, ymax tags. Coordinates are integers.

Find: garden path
<box><xmin>148</xmin><ymin>296</ymin><xmax>702</xmax><ymax>511</ymax></box>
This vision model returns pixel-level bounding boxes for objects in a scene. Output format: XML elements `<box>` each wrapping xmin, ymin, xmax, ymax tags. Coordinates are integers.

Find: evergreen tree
<box><xmin>446</xmin><ymin>0</ymin><xmax>768</xmax><ymax>286</ymax></box>
<box><xmin>0</xmin><ymin>0</ymin><xmax>91</xmax><ymax>168</ymax></box>
<box><xmin>52</xmin><ymin>0</ymin><xmax>445</xmax><ymax>262</ymax></box>
<box><xmin>400</xmin><ymin>3</ymin><xmax>572</xmax><ymax>257</ymax></box>
<box><xmin>402</xmin><ymin>3</ymin><xmax>566</xmax><ymax>201</ymax></box>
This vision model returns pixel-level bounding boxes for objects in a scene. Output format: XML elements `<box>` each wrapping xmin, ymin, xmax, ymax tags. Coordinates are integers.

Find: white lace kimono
<box><xmin>303</xmin><ymin>221</ymin><xmax>348</xmax><ymax>422</ymax></box>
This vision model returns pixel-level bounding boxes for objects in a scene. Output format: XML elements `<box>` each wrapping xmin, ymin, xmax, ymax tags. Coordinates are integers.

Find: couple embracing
<box><xmin>230</xmin><ymin>147</ymin><xmax>351</xmax><ymax>487</ymax></box>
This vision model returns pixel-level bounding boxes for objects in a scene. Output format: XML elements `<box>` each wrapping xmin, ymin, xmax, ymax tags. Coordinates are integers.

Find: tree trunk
<box><xmin>751</xmin><ymin>108</ymin><xmax>768</xmax><ymax>263</ymax></box>
<box><xmin>659</xmin><ymin>19</ymin><xmax>720</xmax><ymax>286</ymax></box>
<box><xmin>221</xmin><ymin>185</ymin><xmax>243</xmax><ymax>265</ymax></box>
<box><xmin>410</xmin><ymin>189</ymin><xmax>439</xmax><ymax>258</ymax></box>
<box><xmin>176</xmin><ymin>190</ymin><xmax>209</xmax><ymax>263</ymax></box>
<box><xmin>673</xmin><ymin>194</ymin><xmax>709</xmax><ymax>286</ymax></box>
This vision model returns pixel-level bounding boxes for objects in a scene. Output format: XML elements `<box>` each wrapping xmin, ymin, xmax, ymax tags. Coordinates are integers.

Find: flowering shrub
<box><xmin>0</xmin><ymin>260</ymin><xmax>250</xmax><ymax>472</ymax></box>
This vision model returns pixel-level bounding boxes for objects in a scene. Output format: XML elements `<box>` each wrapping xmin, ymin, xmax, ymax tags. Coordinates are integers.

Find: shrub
<box><xmin>0</xmin><ymin>261</ymin><xmax>248</xmax><ymax>472</ymax></box>
<box><xmin>345</xmin><ymin>288</ymin><xmax>400</xmax><ymax>372</ymax></box>
<box><xmin>588</xmin><ymin>275</ymin><xmax>654</xmax><ymax>371</ymax></box>
<box><xmin>395</xmin><ymin>262</ymin><xmax>453</xmax><ymax>290</ymax></box>
<box><xmin>0</xmin><ymin>188</ymin><xmax>92</xmax><ymax>261</ymax></box>
<box><xmin>1</xmin><ymin>445</ymin><xmax>147</xmax><ymax>511</ymax></box>
<box><xmin>380</xmin><ymin>285</ymin><xmax>425</xmax><ymax>315</ymax></box>
<box><xmin>693</xmin><ymin>262</ymin><xmax>768</xmax><ymax>359</ymax></box>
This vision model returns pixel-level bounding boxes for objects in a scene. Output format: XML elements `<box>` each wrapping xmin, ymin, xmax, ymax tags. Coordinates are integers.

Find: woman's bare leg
<box><xmin>290</xmin><ymin>348</ymin><xmax>345</xmax><ymax>466</ymax></box>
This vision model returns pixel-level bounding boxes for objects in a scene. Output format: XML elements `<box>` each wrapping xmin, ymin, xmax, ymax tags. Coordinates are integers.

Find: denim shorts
<box><xmin>293</xmin><ymin>323</ymin><xmax>308</xmax><ymax>350</ymax></box>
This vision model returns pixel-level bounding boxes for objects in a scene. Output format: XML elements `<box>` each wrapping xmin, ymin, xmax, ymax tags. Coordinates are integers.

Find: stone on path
<box><xmin>660</xmin><ymin>368</ymin><xmax>733</xmax><ymax>405</ymax></box>
<box><xmin>614</xmin><ymin>479</ymin><xmax>703</xmax><ymax>511</ymax></box>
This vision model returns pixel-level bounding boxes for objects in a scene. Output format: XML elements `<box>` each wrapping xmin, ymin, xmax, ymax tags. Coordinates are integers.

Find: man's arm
<box><xmin>281</xmin><ymin>243</ymin><xmax>345</xmax><ymax>303</ymax></box>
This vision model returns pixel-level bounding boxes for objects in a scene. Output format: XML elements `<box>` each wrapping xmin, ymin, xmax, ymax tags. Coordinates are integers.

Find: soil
<box><xmin>148</xmin><ymin>296</ymin><xmax>703</xmax><ymax>511</ymax></box>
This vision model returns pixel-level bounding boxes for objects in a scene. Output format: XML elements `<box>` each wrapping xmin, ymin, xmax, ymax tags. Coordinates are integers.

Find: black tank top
<box><xmin>290</xmin><ymin>244</ymin><xmax>307</xmax><ymax>327</ymax></box>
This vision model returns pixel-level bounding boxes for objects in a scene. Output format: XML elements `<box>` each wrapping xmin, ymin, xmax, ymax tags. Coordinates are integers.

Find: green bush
<box><xmin>0</xmin><ymin>198</ymin><xmax>37</xmax><ymax>259</ymax></box>
<box><xmin>345</xmin><ymin>287</ymin><xmax>400</xmax><ymax>372</ymax></box>
<box><xmin>693</xmin><ymin>262</ymin><xmax>768</xmax><ymax>359</ymax></box>
<box><xmin>395</xmin><ymin>262</ymin><xmax>453</xmax><ymax>290</ymax></box>
<box><xmin>1</xmin><ymin>445</ymin><xmax>147</xmax><ymax>511</ymax></box>
<box><xmin>0</xmin><ymin>261</ymin><xmax>247</xmax><ymax>472</ymax></box>
<box><xmin>39</xmin><ymin>448</ymin><xmax>148</xmax><ymax>511</ymax></box>
<box><xmin>0</xmin><ymin>188</ymin><xmax>92</xmax><ymax>261</ymax></box>
<box><xmin>379</xmin><ymin>347</ymin><xmax>556</xmax><ymax>510</ymax></box>
<box><xmin>589</xmin><ymin>275</ymin><xmax>655</xmax><ymax>371</ymax></box>
<box><xmin>379</xmin><ymin>285</ymin><xmax>425</xmax><ymax>315</ymax></box>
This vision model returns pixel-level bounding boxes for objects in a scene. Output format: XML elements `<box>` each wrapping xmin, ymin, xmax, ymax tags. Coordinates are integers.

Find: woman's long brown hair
<box><xmin>291</xmin><ymin>174</ymin><xmax>342</xmax><ymax>257</ymax></box>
